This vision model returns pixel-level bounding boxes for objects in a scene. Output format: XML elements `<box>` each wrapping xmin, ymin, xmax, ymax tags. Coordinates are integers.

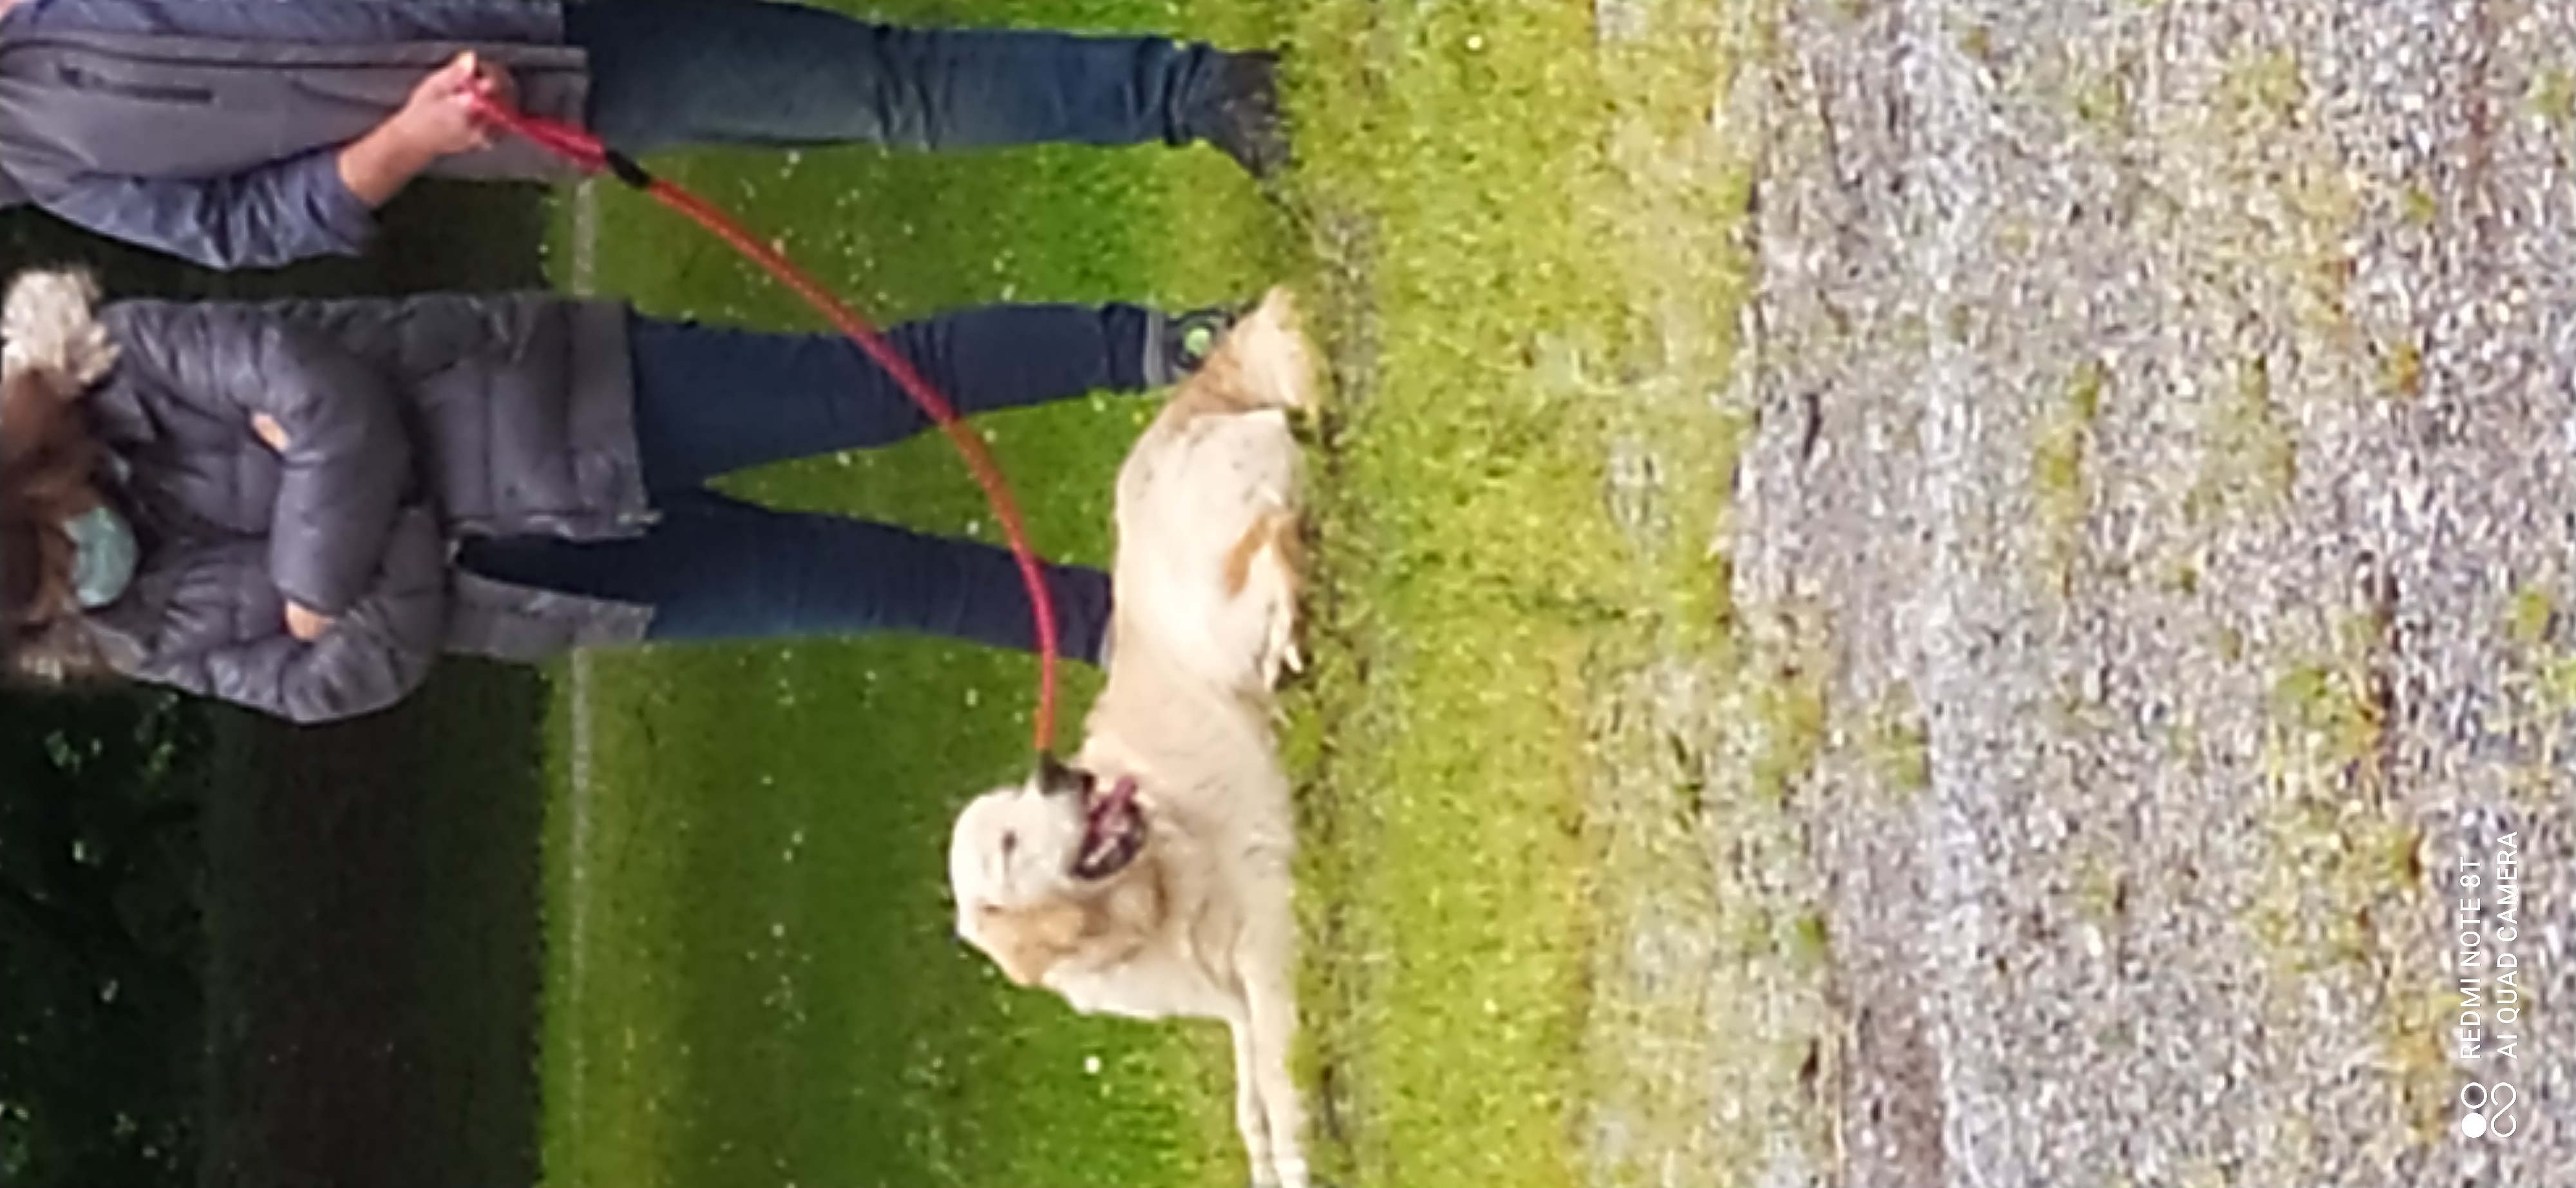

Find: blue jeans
<box><xmin>567</xmin><ymin>0</ymin><xmax>1231</xmax><ymax>153</ymax></box>
<box><xmin>454</xmin><ymin>304</ymin><xmax>1153</xmax><ymax>662</ymax></box>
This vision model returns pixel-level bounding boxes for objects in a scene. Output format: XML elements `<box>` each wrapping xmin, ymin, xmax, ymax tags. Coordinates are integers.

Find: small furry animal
<box><xmin>3</xmin><ymin>266</ymin><xmax>119</xmax><ymax>390</ymax></box>
<box><xmin>948</xmin><ymin>286</ymin><xmax>1315</xmax><ymax>1188</ymax></box>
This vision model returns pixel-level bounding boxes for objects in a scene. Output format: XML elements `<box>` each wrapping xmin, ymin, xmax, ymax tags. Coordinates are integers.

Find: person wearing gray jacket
<box><xmin>0</xmin><ymin>0</ymin><xmax>1287</xmax><ymax>271</ymax></box>
<box><xmin>0</xmin><ymin>267</ymin><xmax>1232</xmax><ymax>723</ymax></box>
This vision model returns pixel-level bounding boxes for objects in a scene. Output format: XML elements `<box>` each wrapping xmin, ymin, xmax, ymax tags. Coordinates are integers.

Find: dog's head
<box><xmin>948</xmin><ymin>752</ymin><xmax>1157</xmax><ymax>987</ymax></box>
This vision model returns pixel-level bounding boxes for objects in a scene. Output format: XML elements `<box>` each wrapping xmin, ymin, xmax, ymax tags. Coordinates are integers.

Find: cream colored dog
<box><xmin>947</xmin><ymin>287</ymin><xmax>1314</xmax><ymax>1188</ymax></box>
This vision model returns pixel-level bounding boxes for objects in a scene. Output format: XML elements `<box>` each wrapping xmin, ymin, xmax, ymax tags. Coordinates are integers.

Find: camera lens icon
<box><xmin>2459</xmin><ymin>1082</ymin><xmax>2516</xmax><ymax>1140</ymax></box>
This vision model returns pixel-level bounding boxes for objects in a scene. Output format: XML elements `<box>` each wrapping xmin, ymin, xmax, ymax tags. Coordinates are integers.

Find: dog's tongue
<box><xmin>1095</xmin><ymin>774</ymin><xmax>1140</xmax><ymax>816</ymax></box>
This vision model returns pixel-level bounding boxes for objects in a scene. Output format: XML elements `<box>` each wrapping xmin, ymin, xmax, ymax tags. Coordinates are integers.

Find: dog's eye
<box><xmin>1001</xmin><ymin>830</ymin><xmax>1019</xmax><ymax>856</ymax></box>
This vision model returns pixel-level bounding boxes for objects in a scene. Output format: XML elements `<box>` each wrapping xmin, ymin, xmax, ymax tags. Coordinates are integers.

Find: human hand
<box><xmin>392</xmin><ymin>52</ymin><xmax>501</xmax><ymax>158</ymax></box>
<box><xmin>470</xmin><ymin>55</ymin><xmax>519</xmax><ymax>116</ymax></box>
<box><xmin>286</xmin><ymin>602</ymin><xmax>336</xmax><ymax>642</ymax></box>
<box><xmin>339</xmin><ymin>52</ymin><xmax>515</xmax><ymax>205</ymax></box>
<box><xmin>252</xmin><ymin>414</ymin><xmax>288</xmax><ymax>452</ymax></box>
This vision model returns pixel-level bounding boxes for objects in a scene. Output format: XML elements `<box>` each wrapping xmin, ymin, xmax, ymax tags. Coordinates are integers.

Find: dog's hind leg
<box><xmin>1229</xmin><ymin>1016</ymin><xmax>1280</xmax><ymax>1187</ymax></box>
<box><xmin>1241</xmin><ymin>949</ymin><xmax>1311</xmax><ymax>1188</ymax></box>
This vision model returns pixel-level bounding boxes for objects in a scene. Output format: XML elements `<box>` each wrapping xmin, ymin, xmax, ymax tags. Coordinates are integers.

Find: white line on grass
<box><xmin>559</xmin><ymin>175</ymin><xmax>600</xmax><ymax>1164</ymax></box>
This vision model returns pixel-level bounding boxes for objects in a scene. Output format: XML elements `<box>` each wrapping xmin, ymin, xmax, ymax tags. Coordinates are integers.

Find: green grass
<box><xmin>1282</xmin><ymin>5</ymin><xmax>1636</xmax><ymax>1174</ymax></box>
<box><xmin>542</xmin><ymin>3</ymin><xmax>1757</xmax><ymax>1187</ymax></box>
<box><xmin>1284</xmin><ymin>3</ymin><xmax>1761</xmax><ymax>1183</ymax></box>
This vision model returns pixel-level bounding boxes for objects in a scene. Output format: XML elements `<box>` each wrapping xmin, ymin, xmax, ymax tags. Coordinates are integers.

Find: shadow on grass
<box><xmin>200</xmin><ymin>661</ymin><xmax>549</xmax><ymax>1188</ymax></box>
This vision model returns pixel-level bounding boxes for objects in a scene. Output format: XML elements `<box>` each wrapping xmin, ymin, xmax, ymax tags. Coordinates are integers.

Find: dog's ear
<box><xmin>976</xmin><ymin>898</ymin><xmax>1086</xmax><ymax>987</ymax></box>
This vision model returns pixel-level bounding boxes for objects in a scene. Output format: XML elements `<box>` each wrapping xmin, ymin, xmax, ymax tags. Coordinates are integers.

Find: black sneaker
<box><xmin>1198</xmin><ymin>50</ymin><xmax>1291</xmax><ymax>182</ymax></box>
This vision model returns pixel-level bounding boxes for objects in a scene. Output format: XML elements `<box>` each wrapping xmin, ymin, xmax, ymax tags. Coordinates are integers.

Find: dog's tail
<box><xmin>1206</xmin><ymin>286</ymin><xmax>1314</xmax><ymax>413</ymax></box>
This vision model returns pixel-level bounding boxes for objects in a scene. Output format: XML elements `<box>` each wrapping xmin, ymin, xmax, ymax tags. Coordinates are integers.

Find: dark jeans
<box><xmin>566</xmin><ymin>0</ymin><xmax>1230</xmax><ymax>153</ymax></box>
<box><xmin>455</xmin><ymin>303</ymin><xmax>1155</xmax><ymax>662</ymax></box>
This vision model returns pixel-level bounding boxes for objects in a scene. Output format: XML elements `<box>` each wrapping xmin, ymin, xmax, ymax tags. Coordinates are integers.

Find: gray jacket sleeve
<box><xmin>126</xmin><ymin>508</ymin><xmax>448</xmax><ymax>726</ymax></box>
<box><xmin>113</xmin><ymin>302</ymin><xmax>415</xmax><ymax>617</ymax></box>
<box><xmin>42</xmin><ymin>150</ymin><xmax>379</xmax><ymax>271</ymax></box>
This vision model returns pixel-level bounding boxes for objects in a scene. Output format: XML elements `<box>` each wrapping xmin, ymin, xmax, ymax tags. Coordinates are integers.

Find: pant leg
<box><xmin>567</xmin><ymin>0</ymin><xmax>1228</xmax><ymax>153</ymax></box>
<box><xmin>623</xmin><ymin>303</ymin><xmax>1153</xmax><ymax>489</ymax></box>
<box><xmin>455</xmin><ymin>490</ymin><xmax>1112</xmax><ymax>662</ymax></box>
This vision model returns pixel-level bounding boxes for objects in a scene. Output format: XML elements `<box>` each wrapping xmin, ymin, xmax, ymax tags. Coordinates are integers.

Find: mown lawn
<box><xmin>540</xmin><ymin>2</ymin><xmax>1751</xmax><ymax>1187</ymax></box>
<box><xmin>1282</xmin><ymin>4</ymin><xmax>1752</xmax><ymax>1186</ymax></box>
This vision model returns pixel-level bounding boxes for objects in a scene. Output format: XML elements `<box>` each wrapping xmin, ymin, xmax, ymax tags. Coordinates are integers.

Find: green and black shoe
<box><xmin>1144</xmin><ymin>303</ymin><xmax>1250</xmax><ymax>387</ymax></box>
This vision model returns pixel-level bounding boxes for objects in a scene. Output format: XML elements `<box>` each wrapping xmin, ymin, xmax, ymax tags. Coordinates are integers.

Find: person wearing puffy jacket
<box><xmin>0</xmin><ymin>267</ymin><xmax>1235</xmax><ymax>723</ymax></box>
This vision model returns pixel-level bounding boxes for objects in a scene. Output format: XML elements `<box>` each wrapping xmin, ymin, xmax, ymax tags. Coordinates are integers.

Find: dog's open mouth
<box><xmin>1072</xmin><ymin>774</ymin><xmax>1145</xmax><ymax>881</ymax></box>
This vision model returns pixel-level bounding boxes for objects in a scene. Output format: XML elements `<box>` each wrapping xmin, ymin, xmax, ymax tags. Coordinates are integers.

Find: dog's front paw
<box><xmin>1259</xmin><ymin>608</ymin><xmax>1305</xmax><ymax>691</ymax></box>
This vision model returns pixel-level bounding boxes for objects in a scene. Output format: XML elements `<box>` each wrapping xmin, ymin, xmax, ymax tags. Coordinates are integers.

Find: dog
<box><xmin>948</xmin><ymin>287</ymin><xmax>1315</xmax><ymax>1188</ymax></box>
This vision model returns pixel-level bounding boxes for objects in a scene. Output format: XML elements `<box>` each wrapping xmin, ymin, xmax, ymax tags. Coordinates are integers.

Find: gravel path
<box><xmin>1584</xmin><ymin>3</ymin><xmax>2575</xmax><ymax>1185</ymax></box>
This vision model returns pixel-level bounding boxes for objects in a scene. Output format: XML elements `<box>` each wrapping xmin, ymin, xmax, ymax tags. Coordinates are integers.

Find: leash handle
<box><xmin>469</xmin><ymin>94</ymin><xmax>1065</xmax><ymax>755</ymax></box>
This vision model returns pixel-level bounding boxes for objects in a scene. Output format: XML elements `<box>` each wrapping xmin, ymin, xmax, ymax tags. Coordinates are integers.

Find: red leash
<box><xmin>471</xmin><ymin>96</ymin><xmax>1064</xmax><ymax>756</ymax></box>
